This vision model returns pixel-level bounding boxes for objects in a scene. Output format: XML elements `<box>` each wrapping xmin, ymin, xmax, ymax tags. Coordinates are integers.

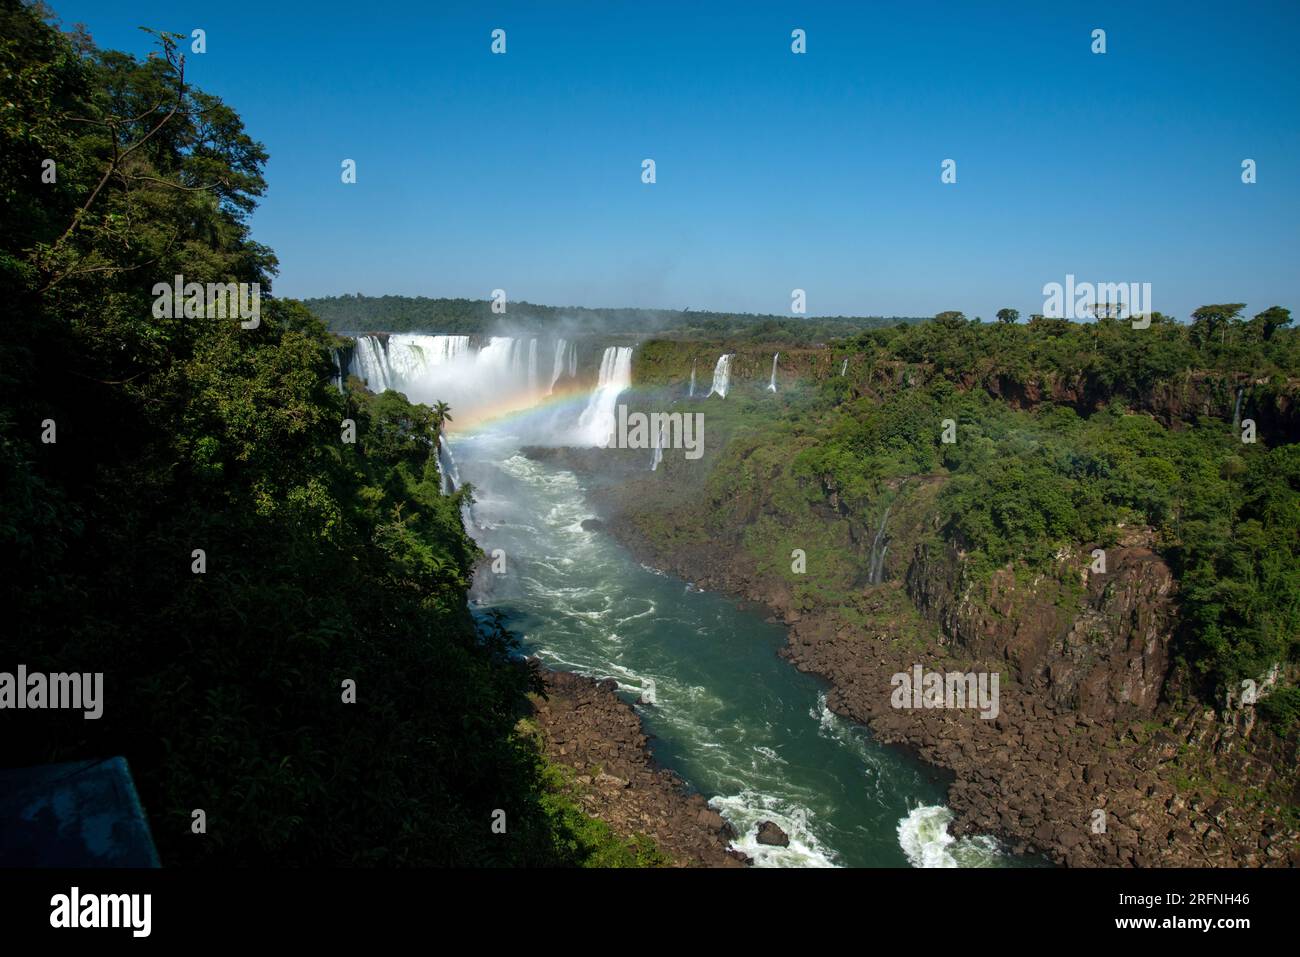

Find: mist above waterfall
<box><xmin>349</xmin><ymin>333</ymin><xmax>540</xmax><ymax>426</ymax></box>
<box><xmin>348</xmin><ymin>331</ymin><xmax>634</xmax><ymax>446</ymax></box>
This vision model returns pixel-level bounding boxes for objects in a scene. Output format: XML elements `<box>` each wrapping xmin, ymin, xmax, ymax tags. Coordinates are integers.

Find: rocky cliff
<box><xmin>906</xmin><ymin>527</ymin><xmax>1176</xmax><ymax>722</ymax></box>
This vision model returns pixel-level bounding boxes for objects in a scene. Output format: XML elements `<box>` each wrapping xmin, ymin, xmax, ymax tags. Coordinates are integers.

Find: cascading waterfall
<box><xmin>767</xmin><ymin>353</ymin><xmax>779</xmax><ymax>393</ymax></box>
<box><xmin>1232</xmin><ymin>385</ymin><xmax>1245</xmax><ymax>429</ymax></box>
<box><xmin>549</xmin><ymin>339</ymin><xmax>569</xmax><ymax>392</ymax></box>
<box><xmin>438</xmin><ymin>440</ymin><xmax>462</xmax><ymax>494</ymax></box>
<box><xmin>476</xmin><ymin>336</ymin><xmax>517</xmax><ymax>375</ymax></box>
<box><xmin>576</xmin><ymin>346</ymin><xmax>634</xmax><ymax>447</ymax></box>
<box><xmin>689</xmin><ymin>359</ymin><xmax>697</xmax><ymax>398</ymax></box>
<box><xmin>389</xmin><ymin>333</ymin><xmax>472</xmax><ymax>382</ymax></box>
<box><xmin>348</xmin><ymin>333</ymin><xmax>559</xmax><ymax>433</ymax></box>
<box><xmin>867</xmin><ymin>505</ymin><xmax>892</xmax><ymax>585</ymax></box>
<box><xmin>436</xmin><ymin>437</ymin><xmax>478</xmax><ymax>532</ymax></box>
<box><xmin>708</xmin><ymin>354</ymin><xmax>733</xmax><ymax>398</ymax></box>
<box><xmin>350</xmin><ymin>335</ymin><xmax>392</xmax><ymax>392</ymax></box>
<box><xmin>330</xmin><ymin>348</ymin><xmax>346</xmax><ymax>393</ymax></box>
<box><xmin>349</xmin><ymin>334</ymin><xmax>474</xmax><ymax>394</ymax></box>
<box><xmin>567</xmin><ymin>341</ymin><xmax>578</xmax><ymax>378</ymax></box>
<box><xmin>650</xmin><ymin>416</ymin><xmax>666</xmax><ymax>472</ymax></box>
<box><xmin>346</xmin><ymin>333</ymin><xmax>637</xmax><ymax>450</ymax></box>
<box><xmin>840</xmin><ymin>358</ymin><xmax>848</xmax><ymax>377</ymax></box>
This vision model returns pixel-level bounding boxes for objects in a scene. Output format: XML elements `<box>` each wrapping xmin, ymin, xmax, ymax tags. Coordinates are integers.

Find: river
<box><xmin>351</xmin><ymin>333</ymin><xmax>1033</xmax><ymax>868</ymax></box>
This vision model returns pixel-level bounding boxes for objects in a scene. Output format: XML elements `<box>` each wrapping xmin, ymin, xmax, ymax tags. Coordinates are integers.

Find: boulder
<box><xmin>756</xmin><ymin>820</ymin><xmax>790</xmax><ymax>847</ymax></box>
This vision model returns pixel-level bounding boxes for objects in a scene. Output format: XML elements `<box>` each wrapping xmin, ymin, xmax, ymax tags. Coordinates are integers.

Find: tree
<box><xmin>1190</xmin><ymin>304</ymin><xmax>1245</xmax><ymax>347</ymax></box>
<box><xmin>432</xmin><ymin>400</ymin><xmax>453</xmax><ymax>434</ymax></box>
<box><xmin>996</xmin><ymin>308</ymin><xmax>1019</xmax><ymax>324</ymax></box>
<box><xmin>0</xmin><ymin>5</ymin><xmax>600</xmax><ymax>868</ymax></box>
<box><xmin>1248</xmin><ymin>305</ymin><xmax>1292</xmax><ymax>342</ymax></box>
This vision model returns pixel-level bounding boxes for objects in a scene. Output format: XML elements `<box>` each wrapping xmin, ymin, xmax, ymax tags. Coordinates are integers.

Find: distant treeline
<box><xmin>304</xmin><ymin>294</ymin><xmax>926</xmax><ymax>342</ymax></box>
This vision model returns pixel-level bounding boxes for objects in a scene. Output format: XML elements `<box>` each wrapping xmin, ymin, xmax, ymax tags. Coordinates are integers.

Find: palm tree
<box><xmin>432</xmin><ymin>401</ymin><xmax>453</xmax><ymax>434</ymax></box>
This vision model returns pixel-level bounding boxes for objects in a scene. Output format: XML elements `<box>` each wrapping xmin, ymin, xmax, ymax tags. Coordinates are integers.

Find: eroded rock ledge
<box><xmin>530</xmin><ymin>668</ymin><xmax>747</xmax><ymax>867</ymax></box>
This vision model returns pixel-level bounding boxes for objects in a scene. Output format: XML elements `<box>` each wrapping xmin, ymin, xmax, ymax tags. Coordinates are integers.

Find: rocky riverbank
<box><xmin>529</xmin><ymin>668</ymin><xmax>747</xmax><ymax>867</ymax></box>
<box><xmin>592</xmin><ymin>517</ymin><xmax>1298</xmax><ymax>867</ymax></box>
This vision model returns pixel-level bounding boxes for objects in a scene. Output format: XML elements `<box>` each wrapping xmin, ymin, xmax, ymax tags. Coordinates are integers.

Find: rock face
<box><xmin>906</xmin><ymin>527</ymin><xmax>1176</xmax><ymax>722</ymax></box>
<box><xmin>756</xmin><ymin>821</ymin><xmax>790</xmax><ymax>847</ymax></box>
<box><xmin>530</xmin><ymin>669</ymin><xmax>744</xmax><ymax>867</ymax></box>
<box><xmin>977</xmin><ymin>370</ymin><xmax>1299</xmax><ymax>443</ymax></box>
<box><xmin>594</xmin><ymin>500</ymin><xmax>1299</xmax><ymax>868</ymax></box>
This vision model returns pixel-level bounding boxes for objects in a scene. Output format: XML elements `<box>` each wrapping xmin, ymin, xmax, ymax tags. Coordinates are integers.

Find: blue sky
<box><xmin>51</xmin><ymin>1</ymin><xmax>1300</xmax><ymax>321</ymax></box>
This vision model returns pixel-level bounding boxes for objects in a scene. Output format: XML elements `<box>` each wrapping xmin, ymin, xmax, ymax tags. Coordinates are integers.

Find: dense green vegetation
<box><xmin>305</xmin><ymin>293</ymin><xmax>924</xmax><ymax>343</ymax></box>
<box><xmin>0</xmin><ymin>1</ymin><xmax>662</xmax><ymax>866</ymax></box>
<box><xmin>632</xmin><ymin>311</ymin><xmax>1299</xmax><ymax>709</ymax></box>
<box><xmin>3</xmin><ymin>0</ymin><xmax>1293</xmax><ymax>873</ymax></box>
<box><xmin>822</xmin><ymin>314</ymin><xmax>1299</xmax><ymax>697</ymax></box>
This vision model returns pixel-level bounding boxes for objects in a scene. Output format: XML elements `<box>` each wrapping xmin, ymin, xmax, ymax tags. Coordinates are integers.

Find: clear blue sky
<box><xmin>50</xmin><ymin>0</ymin><xmax>1300</xmax><ymax>321</ymax></box>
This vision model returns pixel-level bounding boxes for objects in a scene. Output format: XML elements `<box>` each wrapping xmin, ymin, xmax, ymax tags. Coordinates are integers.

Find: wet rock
<box><xmin>756</xmin><ymin>821</ymin><xmax>790</xmax><ymax>847</ymax></box>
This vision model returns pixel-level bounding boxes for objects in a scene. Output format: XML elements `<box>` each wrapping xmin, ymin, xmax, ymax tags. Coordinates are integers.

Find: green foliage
<box><xmin>1257</xmin><ymin>686</ymin><xmax>1300</xmax><ymax>736</ymax></box>
<box><xmin>638</xmin><ymin>307</ymin><xmax>1298</xmax><ymax>702</ymax></box>
<box><xmin>0</xmin><ymin>2</ymin><xmax>612</xmax><ymax>866</ymax></box>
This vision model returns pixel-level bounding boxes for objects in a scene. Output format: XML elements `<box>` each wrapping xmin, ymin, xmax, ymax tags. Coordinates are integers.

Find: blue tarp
<box><xmin>0</xmin><ymin>757</ymin><xmax>161</xmax><ymax>867</ymax></box>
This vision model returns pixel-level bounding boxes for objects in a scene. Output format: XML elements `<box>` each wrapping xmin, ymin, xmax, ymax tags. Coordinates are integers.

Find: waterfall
<box><xmin>476</xmin><ymin>336</ymin><xmax>515</xmax><ymax>374</ymax></box>
<box><xmin>689</xmin><ymin>359</ymin><xmax>697</xmax><ymax>398</ymax></box>
<box><xmin>438</xmin><ymin>440</ymin><xmax>462</xmax><ymax>494</ymax></box>
<box><xmin>435</xmin><ymin>436</ymin><xmax>477</xmax><ymax>531</ymax></box>
<box><xmin>346</xmin><ymin>334</ymin><xmax>633</xmax><ymax>443</ymax></box>
<box><xmin>388</xmin><ymin>334</ymin><xmax>472</xmax><ymax>383</ymax></box>
<box><xmin>767</xmin><ymin>353</ymin><xmax>779</xmax><ymax>393</ymax></box>
<box><xmin>330</xmin><ymin>348</ymin><xmax>346</xmax><ymax>393</ymax></box>
<box><xmin>350</xmin><ymin>334</ymin><xmax>473</xmax><ymax>393</ymax></box>
<box><xmin>348</xmin><ymin>334</ymin><xmax>534</xmax><ymax>429</ymax></box>
<box><xmin>708</xmin><ymin>354</ymin><xmax>733</xmax><ymax>398</ymax></box>
<box><xmin>840</xmin><ymin>358</ymin><xmax>848</xmax><ymax>377</ymax></box>
<box><xmin>867</xmin><ymin>505</ymin><xmax>891</xmax><ymax>585</ymax></box>
<box><xmin>1232</xmin><ymin>385</ymin><xmax>1245</xmax><ymax>429</ymax></box>
<box><xmin>350</xmin><ymin>335</ymin><xmax>392</xmax><ymax>392</ymax></box>
<box><xmin>576</xmin><ymin>346</ymin><xmax>634</xmax><ymax>446</ymax></box>
<box><xmin>650</xmin><ymin>418</ymin><xmax>665</xmax><ymax>471</ymax></box>
<box><xmin>549</xmin><ymin>338</ymin><xmax>569</xmax><ymax>392</ymax></box>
